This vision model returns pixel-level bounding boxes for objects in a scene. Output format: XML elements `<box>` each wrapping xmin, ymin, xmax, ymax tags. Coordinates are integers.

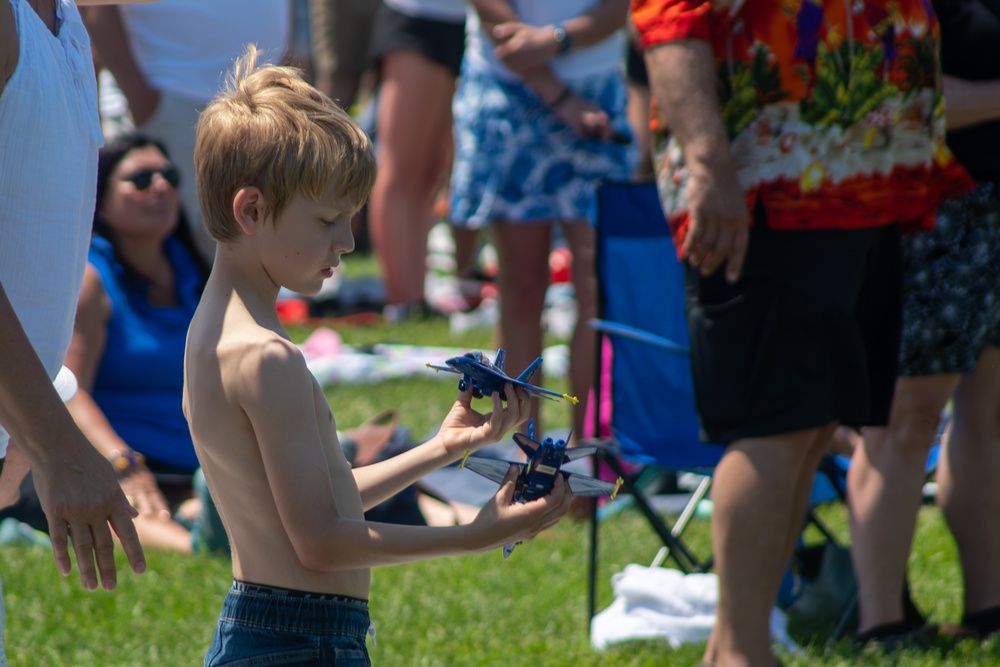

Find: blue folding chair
<box><xmin>585</xmin><ymin>180</ymin><xmax>726</xmax><ymax>622</ymax></box>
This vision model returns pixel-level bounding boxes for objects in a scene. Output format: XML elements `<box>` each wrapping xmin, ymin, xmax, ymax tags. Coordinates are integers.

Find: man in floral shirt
<box><xmin>631</xmin><ymin>0</ymin><xmax>971</xmax><ymax>664</ymax></box>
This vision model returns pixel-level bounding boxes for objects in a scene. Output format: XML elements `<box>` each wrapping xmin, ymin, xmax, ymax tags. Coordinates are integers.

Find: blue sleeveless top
<box><xmin>89</xmin><ymin>235</ymin><xmax>203</xmax><ymax>472</ymax></box>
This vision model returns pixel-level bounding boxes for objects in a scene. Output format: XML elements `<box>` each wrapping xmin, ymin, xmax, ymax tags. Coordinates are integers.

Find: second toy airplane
<box><xmin>426</xmin><ymin>348</ymin><xmax>578</xmax><ymax>404</ymax></box>
<box><xmin>460</xmin><ymin>421</ymin><xmax>622</xmax><ymax>558</ymax></box>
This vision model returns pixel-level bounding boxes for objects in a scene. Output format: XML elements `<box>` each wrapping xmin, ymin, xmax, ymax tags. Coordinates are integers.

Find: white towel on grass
<box><xmin>591</xmin><ymin>565</ymin><xmax>802</xmax><ymax>656</ymax></box>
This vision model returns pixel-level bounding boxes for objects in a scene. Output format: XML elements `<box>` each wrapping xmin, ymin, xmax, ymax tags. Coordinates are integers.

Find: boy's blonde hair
<box><xmin>195</xmin><ymin>45</ymin><xmax>376</xmax><ymax>242</ymax></box>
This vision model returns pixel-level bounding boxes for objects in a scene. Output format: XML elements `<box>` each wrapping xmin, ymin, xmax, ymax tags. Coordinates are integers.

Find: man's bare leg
<box><xmin>707</xmin><ymin>426</ymin><xmax>833</xmax><ymax>667</ymax></box>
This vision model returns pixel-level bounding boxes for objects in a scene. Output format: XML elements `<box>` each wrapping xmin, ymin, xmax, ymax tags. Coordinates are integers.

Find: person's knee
<box><xmin>885</xmin><ymin>397</ymin><xmax>945</xmax><ymax>458</ymax></box>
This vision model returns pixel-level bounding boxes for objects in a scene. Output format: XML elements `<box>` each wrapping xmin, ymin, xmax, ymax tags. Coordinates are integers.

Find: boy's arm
<box><xmin>241</xmin><ymin>343</ymin><xmax>569</xmax><ymax>569</ymax></box>
<box><xmin>350</xmin><ymin>385</ymin><xmax>528</xmax><ymax>509</ymax></box>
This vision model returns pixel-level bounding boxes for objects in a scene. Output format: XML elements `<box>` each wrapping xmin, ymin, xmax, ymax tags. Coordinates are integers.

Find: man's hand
<box><xmin>31</xmin><ymin>437</ymin><xmax>145</xmax><ymax>591</ymax></box>
<box><xmin>682</xmin><ymin>163</ymin><xmax>750</xmax><ymax>283</ymax></box>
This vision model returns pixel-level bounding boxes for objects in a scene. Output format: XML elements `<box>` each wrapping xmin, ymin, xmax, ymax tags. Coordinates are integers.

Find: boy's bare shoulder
<box><xmin>214</xmin><ymin>328</ymin><xmax>311</xmax><ymax>404</ymax></box>
<box><xmin>218</xmin><ymin>328</ymin><xmax>308</xmax><ymax>385</ymax></box>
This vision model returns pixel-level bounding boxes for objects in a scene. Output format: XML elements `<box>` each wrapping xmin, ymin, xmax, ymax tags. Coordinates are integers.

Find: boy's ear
<box><xmin>232</xmin><ymin>186</ymin><xmax>265</xmax><ymax>235</ymax></box>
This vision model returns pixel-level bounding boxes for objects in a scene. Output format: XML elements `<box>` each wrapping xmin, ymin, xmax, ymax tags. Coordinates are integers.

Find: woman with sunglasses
<box><xmin>2</xmin><ymin>133</ymin><xmax>226</xmax><ymax>555</ymax></box>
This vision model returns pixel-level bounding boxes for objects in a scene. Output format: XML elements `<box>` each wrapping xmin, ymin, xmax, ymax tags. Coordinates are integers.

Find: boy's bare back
<box><xmin>185</xmin><ymin>273</ymin><xmax>371</xmax><ymax>598</ymax></box>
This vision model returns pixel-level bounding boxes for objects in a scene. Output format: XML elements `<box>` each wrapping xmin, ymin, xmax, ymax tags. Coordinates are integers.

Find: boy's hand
<box><xmin>437</xmin><ymin>383</ymin><xmax>530</xmax><ymax>458</ymax></box>
<box><xmin>471</xmin><ymin>467</ymin><xmax>572</xmax><ymax>551</ymax></box>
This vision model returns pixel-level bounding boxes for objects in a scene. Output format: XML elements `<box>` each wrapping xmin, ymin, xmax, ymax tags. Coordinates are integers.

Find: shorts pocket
<box><xmin>325</xmin><ymin>646</ymin><xmax>371</xmax><ymax>666</ymax></box>
<box><xmin>686</xmin><ymin>276</ymin><xmax>776</xmax><ymax>434</ymax></box>
<box><xmin>215</xmin><ymin>647</ymin><xmax>321</xmax><ymax>666</ymax></box>
<box><xmin>207</xmin><ymin>619</ymin><xmax>321</xmax><ymax>666</ymax></box>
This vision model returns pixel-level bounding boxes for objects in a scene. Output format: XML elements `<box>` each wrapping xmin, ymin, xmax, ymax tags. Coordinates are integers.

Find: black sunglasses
<box><xmin>122</xmin><ymin>166</ymin><xmax>181</xmax><ymax>191</ymax></box>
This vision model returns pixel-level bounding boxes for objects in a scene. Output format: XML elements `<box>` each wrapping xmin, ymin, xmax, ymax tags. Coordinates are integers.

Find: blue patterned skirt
<box><xmin>449</xmin><ymin>60</ymin><xmax>634</xmax><ymax>228</ymax></box>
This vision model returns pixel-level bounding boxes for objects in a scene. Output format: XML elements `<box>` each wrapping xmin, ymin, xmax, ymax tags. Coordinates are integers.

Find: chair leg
<box><xmin>588</xmin><ymin>481</ymin><xmax>600</xmax><ymax>625</ymax></box>
<box><xmin>601</xmin><ymin>453</ymin><xmax>710</xmax><ymax>573</ymax></box>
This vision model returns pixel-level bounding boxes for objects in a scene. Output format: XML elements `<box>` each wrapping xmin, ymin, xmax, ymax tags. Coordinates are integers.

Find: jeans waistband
<box><xmin>224</xmin><ymin>580</ymin><xmax>373</xmax><ymax>640</ymax></box>
<box><xmin>233</xmin><ymin>580</ymin><xmax>368</xmax><ymax>604</ymax></box>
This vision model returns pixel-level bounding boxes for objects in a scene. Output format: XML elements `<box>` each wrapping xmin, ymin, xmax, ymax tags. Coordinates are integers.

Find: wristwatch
<box><xmin>552</xmin><ymin>23</ymin><xmax>572</xmax><ymax>54</ymax></box>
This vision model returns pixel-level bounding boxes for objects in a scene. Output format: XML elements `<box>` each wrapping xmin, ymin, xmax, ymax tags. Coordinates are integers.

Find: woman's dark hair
<box><xmin>94</xmin><ymin>132</ymin><xmax>211</xmax><ymax>286</ymax></box>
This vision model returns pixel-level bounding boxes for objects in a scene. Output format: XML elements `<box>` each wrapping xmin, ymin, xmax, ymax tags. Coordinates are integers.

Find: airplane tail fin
<box><xmin>516</xmin><ymin>357</ymin><xmax>543</xmax><ymax>384</ymax></box>
<box><xmin>494</xmin><ymin>348</ymin><xmax>506</xmax><ymax>373</ymax></box>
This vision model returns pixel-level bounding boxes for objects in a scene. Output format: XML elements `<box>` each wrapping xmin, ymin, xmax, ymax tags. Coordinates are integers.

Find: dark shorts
<box><xmin>898</xmin><ymin>182</ymin><xmax>1000</xmax><ymax>376</ymax></box>
<box><xmin>205</xmin><ymin>581</ymin><xmax>373</xmax><ymax>666</ymax></box>
<box><xmin>368</xmin><ymin>3</ymin><xmax>465</xmax><ymax>77</ymax></box>
<box><xmin>626</xmin><ymin>41</ymin><xmax>648</xmax><ymax>87</ymax></box>
<box><xmin>309</xmin><ymin>0</ymin><xmax>380</xmax><ymax>75</ymax></box>
<box><xmin>686</xmin><ymin>221</ymin><xmax>902</xmax><ymax>444</ymax></box>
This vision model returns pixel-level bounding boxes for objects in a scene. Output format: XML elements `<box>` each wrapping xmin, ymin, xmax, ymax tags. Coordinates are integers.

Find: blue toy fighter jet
<box><xmin>426</xmin><ymin>349</ymin><xmax>578</xmax><ymax>405</ymax></box>
<box><xmin>459</xmin><ymin>421</ymin><xmax>622</xmax><ymax>558</ymax></box>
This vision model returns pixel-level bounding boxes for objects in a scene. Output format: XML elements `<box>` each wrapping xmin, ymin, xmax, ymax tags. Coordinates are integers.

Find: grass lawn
<box><xmin>2</xmin><ymin>252</ymin><xmax>998</xmax><ymax>665</ymax></box>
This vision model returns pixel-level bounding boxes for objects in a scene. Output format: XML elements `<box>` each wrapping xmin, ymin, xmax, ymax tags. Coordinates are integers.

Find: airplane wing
<box><xmin>562</xmin><ymin>471</ymin><xmax>622</xmax><ymax>497</ymax></box>
<box><xmin>563</xmin><ymin>445</ymin><xmax>598</xmax><ymax>462</ymax></box>
<box><xmin>461</xmin><ymin>456</ymin><xmax>522</xmax><ymax>486</ymax></box>
<box><xmin>511</xmin><ymin>379</ymin><xmax>579</xmax><ymax>405</ymax></box>
<box><xmin>587</xmin><ymin>318</ymin><xmax>690</xmax><ymax>355</ymax></box>
<box><xmin>426</xmin><ymin>363</ymin><xmax>460</xmax><ymax>374</ymax></box>
<box><xmin>512</xmin><ymin>432</ymin><xmax>540</xmax><ymax>458</ymax></box>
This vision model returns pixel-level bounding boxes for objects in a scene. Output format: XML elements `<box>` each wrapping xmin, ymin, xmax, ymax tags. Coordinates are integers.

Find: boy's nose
<box><xmin>334</xmin><ymin>225</ymin><xmax>355</xmax><ymax>255</ymax></box>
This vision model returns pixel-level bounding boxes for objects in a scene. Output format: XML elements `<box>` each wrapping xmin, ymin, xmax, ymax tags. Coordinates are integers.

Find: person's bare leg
<box><xmin>0</xmin><ymin>440</ymin><xmax>30</xmax><ymax>509</ymax></box>
<box><xmin>492</xmin><ymin>221</ymin><xmax>552</xmax><ymax>431</ymax></box>
<box><xmin>708</xmin><ymin>426</ymin><xmax>833</xmax><ymax>667</ymax></box>
<box><xmin>562</xmin><ymin>221</ymin><xmax>597</xmax><ymax>443</ymax></box>
<box><xmin>847</xmin><ymin>374</ymin><xmax>958</xmax><ymax>634</ymax></box>
<box><xmin>369</xmin><ymin>51</ymin><xmax>455</xmax><ymax>308</ymax></box>
<box><xmin>130</xmin><ymin>514</ymin><xmax>193</xmax><ymax>554</ymax></box>
<box><xmin>939</xmin><ymin>347</ymin><xmax>1000</xmax><ymax>617</ymax></box>
<box><xmin>625</xmin><ymin>81</ymin><xmax>653</xmax><ymax>180</ymax></box>
<box><xmin>324</xmin><ymin>71</ymin><xmax>364</xmax><ymax>111</ymax></box>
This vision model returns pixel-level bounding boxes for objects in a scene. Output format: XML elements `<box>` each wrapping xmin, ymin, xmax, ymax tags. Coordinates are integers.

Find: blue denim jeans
<box><xmin>205</xmin><ymin>581</ymin><xmax>373</xmax><ymax>666</ymax></box>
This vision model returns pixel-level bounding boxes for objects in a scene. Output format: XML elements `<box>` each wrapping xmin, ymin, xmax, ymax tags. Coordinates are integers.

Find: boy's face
<box><xmin>260</xmin><ymin>188</ymin><xmax>355</xmax><ymax>297</ymax></box>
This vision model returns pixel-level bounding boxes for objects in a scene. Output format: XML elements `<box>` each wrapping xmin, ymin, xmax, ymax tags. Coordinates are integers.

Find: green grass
<box><xmin>2</xmin><ymin>252</ymin><xmax>997</xmax><ymax>665</ymax></box>
<box><xmin>2</xmin><ymin>506</ymin><xmax>997</xmax><ymax>665</ymax></box>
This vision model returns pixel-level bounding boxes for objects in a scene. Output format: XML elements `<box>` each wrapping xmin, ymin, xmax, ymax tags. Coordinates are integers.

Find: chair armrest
<box><xmin>587</xmin><ymin>318</ymin><xmax>690</xmax><ymax>355</ymax></box>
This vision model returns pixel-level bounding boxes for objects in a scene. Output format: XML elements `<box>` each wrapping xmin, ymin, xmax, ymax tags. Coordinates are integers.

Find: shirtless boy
<box><xmin>183</xmin><ymin>46</ymin><xmax>573</xmax><ymax>665</ymax></box>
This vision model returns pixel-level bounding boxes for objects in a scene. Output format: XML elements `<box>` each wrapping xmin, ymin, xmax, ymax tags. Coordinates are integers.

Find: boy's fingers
<box><xmin>456</xmin><ymin>386</ymin><xmax>474</xmax><ymax>407</ymax></box>
<box><xmin>494</xmin><ymin>465</ymin><xmax>519</xmax><ymax>504</ymax></box>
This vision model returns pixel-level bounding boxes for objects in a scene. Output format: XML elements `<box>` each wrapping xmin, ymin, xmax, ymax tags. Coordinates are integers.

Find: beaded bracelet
<box><xmin>108</xmin><ymin>449</ymin><xmax>146</xmax><ymax>478</ymax></box>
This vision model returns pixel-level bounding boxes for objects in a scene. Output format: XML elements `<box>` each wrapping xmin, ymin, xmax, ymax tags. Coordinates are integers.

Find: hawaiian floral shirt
<box><xmin>632</xmin><ymin>0</ymin><xmax>973</xmax><ymax>241</ymax></box>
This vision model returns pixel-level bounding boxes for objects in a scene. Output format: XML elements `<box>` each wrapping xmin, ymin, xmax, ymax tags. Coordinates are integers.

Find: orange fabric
<box><xmin>632</xmin><ymin>0</ymin><xmax>974</xmax><ymax>250</ymax></box>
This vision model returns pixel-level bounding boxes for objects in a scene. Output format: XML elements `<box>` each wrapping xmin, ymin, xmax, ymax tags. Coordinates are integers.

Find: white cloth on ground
<box><xmin>591</xmin><ymin>565</ymin><xmax>802</xmax><ymax>656</ymax></box>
